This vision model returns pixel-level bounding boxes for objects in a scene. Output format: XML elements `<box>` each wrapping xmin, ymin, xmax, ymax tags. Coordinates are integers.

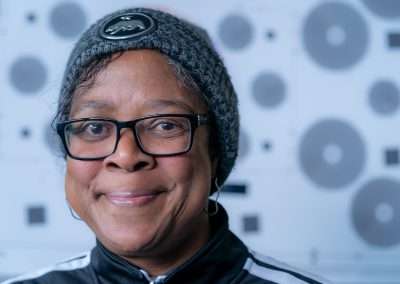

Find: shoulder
<box><xmin>1</xmin><ymin>252</ymin><xmax>91</xmax><ymax>284</ymax></box>
<box><xmin>242</xmin><ymin>250</ymin><xmax>331</xmax><ymax>284</ymax></box>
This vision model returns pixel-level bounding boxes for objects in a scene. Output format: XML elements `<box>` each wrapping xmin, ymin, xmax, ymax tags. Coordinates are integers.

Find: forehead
<box><xmin>70</xmin><ymin>50</ymin><xmax>207</xmax><ymax>116</ymax></box>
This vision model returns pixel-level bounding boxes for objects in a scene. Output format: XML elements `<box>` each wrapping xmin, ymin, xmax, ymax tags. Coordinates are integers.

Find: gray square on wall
<box><xmin>385</xmin><ymin>148</ymin><xmax>399</xmax><ymax>166</ymax></box>
<box><xmin>243</xmin><ymin>215</ymin><xmax>260</xmax><ymax>233</ymax></box>
<box><xmin>26</xmin><ymin>205</ymin><xmax>47</xmax><ymax>225</ymax></box>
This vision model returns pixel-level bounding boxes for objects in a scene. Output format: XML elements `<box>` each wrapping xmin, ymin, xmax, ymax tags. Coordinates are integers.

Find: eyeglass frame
<box><xmin>56</xmin><ymin>113</ymin><xmax>209</xmax><ymax>160</ymax></box>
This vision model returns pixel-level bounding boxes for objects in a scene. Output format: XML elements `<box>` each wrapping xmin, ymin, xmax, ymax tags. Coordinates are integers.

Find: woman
<box><xmin>4</xmin><ymin>7</ymin><xmax>328</xmax><ymax>284</ymax></box>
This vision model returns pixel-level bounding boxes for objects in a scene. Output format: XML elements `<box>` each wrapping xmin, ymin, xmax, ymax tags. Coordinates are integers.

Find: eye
<box><xmin>144</xmin><ymin>117</ymin><xmax>189</xmax><ymax>137</ymax></box>
<box><xmin>85</xmin><ymin>122</ymin><xmax>106</xmax><ymax>135</ymax></box>
<box><xmin>157</xmin><ymin>121</ymin><xmax>178</xmax><ymax>131</ymax></box>
<box><xmin>69</xmin><ymin>120</ymin><xmax>114</xmax><ymax>141</ymax></box>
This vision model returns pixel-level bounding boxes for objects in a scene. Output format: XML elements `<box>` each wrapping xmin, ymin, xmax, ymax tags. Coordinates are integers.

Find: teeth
<box><xmin>104</xmin><ymin>191</ymin><xmax>159</xmax><ymax>207</ymax></box>
<box><xmin>109</xmin><ymin>198</ymin><xmax>135</xmax><ymax>205</ymax></box>
<box><xmin>108</xmin><ymin>192</ymin><xmax>137</xmax><ymax>197</ymax></box>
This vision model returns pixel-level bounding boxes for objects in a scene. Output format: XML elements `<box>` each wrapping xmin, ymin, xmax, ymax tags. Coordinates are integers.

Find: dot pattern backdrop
<box><xmin>1</xmin><ymin>1</ymin><xmax>400</xmax><ymax>283</ymax></box>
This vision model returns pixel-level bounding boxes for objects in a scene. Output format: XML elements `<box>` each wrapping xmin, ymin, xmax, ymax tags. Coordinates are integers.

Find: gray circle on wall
<box><xmin>10</xmin><ymin>56</ymin><xmax>47</xmax><ymax>94</ymax></box>
<box><xmin>369</xmin><ymin>80</ymin><xmax>400</xmax><ymax>116</ymax></box>
<box><xmin>303</xmin><ymin>2</ymin><xmax>369</xmax><ymax>70</ymax></box>
<box><xmin>362</xmin><ymin>0</ymin><xmax>400</xmax><ymax>20</ymax></box>
<box><xmin>352</xmin><ymin>178</ymin><xmax>400</xmax><ymax>247</ymax></box>
<box><xmin>50</xmin><ymin>2</ymin><xmax>87</xmax><ymax>38</ymax></box>
<box><xmin>252</xmin><ymin>72</ymin><xmax>286</xmax><ymax>108</ymax></box>
<box><xmin>218</xmin><ymin>14</ymin><xmax>253</xmax><ymax>50</ymax></box>
<box><xmin>299</xmin><ymin>119</ymin><xmax>366</xmax><ymax>189</ymax></box>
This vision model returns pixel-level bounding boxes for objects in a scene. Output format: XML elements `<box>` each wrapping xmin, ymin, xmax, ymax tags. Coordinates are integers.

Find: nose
<box><xmin>103</xmin><ymin>129</ymin><xmax>156</xmax><ymax>172</ymax></box>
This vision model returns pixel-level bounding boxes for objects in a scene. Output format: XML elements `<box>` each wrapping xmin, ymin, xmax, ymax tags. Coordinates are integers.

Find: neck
<box><xmin>123</xmin><ymin>213</ymin><xmax>211</xmax><ymax>277</ymax></box>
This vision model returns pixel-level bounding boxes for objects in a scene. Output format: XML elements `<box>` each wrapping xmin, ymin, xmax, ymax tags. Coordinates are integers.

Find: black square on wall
<box><xmin>221</xmin><ymin>183</ymin><xmax>247</xmax><ymax>194</ymax></box>
<box><xmin>388</xmin><ymin>33</ymin><xmax>400</xmax><ymax>48</ymax></box>
<box><xmin>385</xmin><ymin>148</ymin><xmax>399</xmax><ymax>166</ymax></box>
<box><xmin>27</xmin><ymin>205</ymin><xmax>46</xmax><ymax>225</ymax></box>
<box><xmin>243</xmin><ymin>215</ymin><xmax>260</xmax><ymax>233</ymax></box>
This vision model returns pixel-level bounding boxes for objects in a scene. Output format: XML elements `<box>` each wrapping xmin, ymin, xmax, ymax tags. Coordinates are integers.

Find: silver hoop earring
<box><xmin>66</xmin><ymin>200</ymin><xmax>82</xmax><ymax>221</ymax></box>
<box><xmin>205</xmin><ymin>178</ymin><xmax>221</xmax><ymax>216</ymax></box>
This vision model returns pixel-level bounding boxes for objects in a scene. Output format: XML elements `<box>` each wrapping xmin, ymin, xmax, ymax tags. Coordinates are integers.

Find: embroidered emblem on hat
<box><xmin>99</xmin><ymin>12</ymin><xmax>156</xmax><ymax>40</ymax></box>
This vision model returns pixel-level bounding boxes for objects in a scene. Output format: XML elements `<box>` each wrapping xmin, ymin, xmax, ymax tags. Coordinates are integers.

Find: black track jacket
<box><xmin>3</xmin><ymin>205</ymin><xmax>329</xmax><ymax>284</ymax></box>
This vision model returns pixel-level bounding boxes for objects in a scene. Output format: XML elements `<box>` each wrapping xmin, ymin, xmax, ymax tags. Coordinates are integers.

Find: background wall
<box><xmin>1</xmin><ymin>0</ymin><xmax>399</xmax><ymax>283</ymax></box>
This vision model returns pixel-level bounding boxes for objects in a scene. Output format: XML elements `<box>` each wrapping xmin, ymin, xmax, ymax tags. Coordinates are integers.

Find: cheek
<box><xmin>160</xmin><ymin>156</ymin><xmax>195</xmax><ymax>183</ymax></box>
<box><xmin>158</xmin><ymin>135</ymin><xmax>213</xmax><ymax>197</ymax></box>
<box><xmin>65</xmin><ymin>160</ymin><xmax>101</xmax><ymax>212</ymax></box>
<box><xmin>66</xmin><ymin>160</ymin><xmax>100</xmax><ymax>183</ymax></box>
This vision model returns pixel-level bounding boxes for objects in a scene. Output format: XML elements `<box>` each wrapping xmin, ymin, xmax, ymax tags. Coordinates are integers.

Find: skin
<box><xmin>65</xmin><ymin>50</ymin><xmax>217</xmax><ymax>276</ymax></box>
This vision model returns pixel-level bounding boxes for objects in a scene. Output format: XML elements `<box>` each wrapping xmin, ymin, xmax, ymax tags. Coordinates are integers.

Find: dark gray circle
<box><xmin>303</xmin><ymin>2</ymin><xmax>369</xmax><ymax>70</ymax></box>
<box><xmin>266</xmin><ymin>30</ymin><xmax>276</xmax><ymax>40</ymax></box>
<box><xmin>263</xmin><ymin>141</ymin><xmax>272</xmax><ymax>151</ymax></box>
<box><xmin>352</xmin><ymin>178</ymin><xmax>400</xmax><ymax>247</ymax></box>
<box><xmin>50</xmin><ymin>2</ymin><xmax>87</xmax><ymax>38</ymax></box>
<box><xmin>369</xmin><ymin>80</ymin><xmax>400</xmax><ymax>116</ymax></box>
<box><xmin>26</xmin><ymin>12</ymin><xmax>37</xmax><ymax>23</ymax></box>
<box><xmin>218</xmin><ymin>14</ymin><xmax>253</xmax><ymax>50</ymax></box>
<box><xmin>252</xmin><ymin>72</ymin><xmax>286</xmax><ymax>108</ymax></box>
<box><xmin>238</xmin><ymin>129</ymin><xmax>250</xmax><ymax>160</ymax></box>
<box><xmin>299</xmin><ymin>119</ymin><xmax>366</xmax><ymax>189</ymax></box>
<box><xmin>10</xmin><ymin>56</ymin><xmax>47</xmax><ymax>94</ymax></box>
<box><xmin>21</xmin><ymin>127</ymin><xmax>31</xmax><ymax>139</ymax></box>
<box><xmin>362</xmin><ymin>0</ymin><xmax>400</xmax><ymax>20</ymax></box>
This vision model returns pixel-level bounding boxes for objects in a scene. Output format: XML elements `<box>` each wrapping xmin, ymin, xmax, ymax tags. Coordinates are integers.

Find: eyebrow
<box><xmin>71</xmin><ymin>98</ymin><xmax>197</xmax><ymax>115</ymax></box>
<box><xmin>71</xmin><ymin>100</ymin><xmax>114</xmax><ymax>114</ymax></box>
<box><xmin>143</xmin><ymin>99</ymin><xmax>196</xmax><ymax>113</ymax></box>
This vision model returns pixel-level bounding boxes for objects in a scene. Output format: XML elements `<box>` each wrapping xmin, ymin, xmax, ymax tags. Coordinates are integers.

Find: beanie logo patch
<box><xmin>99</xmin><ymin>13</ymin><xmax>156</xmax><ymax>40</ymax></box>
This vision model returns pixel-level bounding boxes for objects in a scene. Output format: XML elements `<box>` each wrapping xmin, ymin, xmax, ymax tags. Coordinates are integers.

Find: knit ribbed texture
<box><xmin>59</xmin><ymin>7</ymin><xmax>239</xmax><ymax>187</ymax></box>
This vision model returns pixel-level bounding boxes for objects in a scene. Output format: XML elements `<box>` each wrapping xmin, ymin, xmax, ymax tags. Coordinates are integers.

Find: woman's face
<box><xmin>65</xmin><ymin>50</ymin><xmax>215</xmax><ymax>263</ymax></box>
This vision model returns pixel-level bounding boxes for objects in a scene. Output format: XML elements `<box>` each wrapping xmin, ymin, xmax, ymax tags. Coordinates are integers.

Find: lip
<box><xmin>103</xmin><ymin>190</ymin><xmax>164</xmax><ymax>207</ymax></box>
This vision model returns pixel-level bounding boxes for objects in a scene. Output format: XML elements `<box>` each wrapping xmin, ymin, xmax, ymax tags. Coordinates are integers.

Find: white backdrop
<box><xmin>1</xmin><ymin>1</ymin><xmax>400</xmax><ymax>283</ymax></box>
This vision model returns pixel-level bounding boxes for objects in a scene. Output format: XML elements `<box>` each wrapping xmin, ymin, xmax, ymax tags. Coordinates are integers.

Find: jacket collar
<box><xmin>91</xmin><ymin>203</ymin><xmax>248</xmax><ymax>283</ymax></box>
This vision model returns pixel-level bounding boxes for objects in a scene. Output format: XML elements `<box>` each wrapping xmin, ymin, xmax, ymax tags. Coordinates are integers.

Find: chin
<box><xmin>96</xmin><ymin>222</ymin><xmax>165</xmax><ymax>257</ymax></box>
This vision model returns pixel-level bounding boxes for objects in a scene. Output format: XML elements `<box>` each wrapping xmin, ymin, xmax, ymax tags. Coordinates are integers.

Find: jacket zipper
<box><xmin>140</xmin><ymin>269</ymin><xmax>167</xmax><ymax>284</ymax></box>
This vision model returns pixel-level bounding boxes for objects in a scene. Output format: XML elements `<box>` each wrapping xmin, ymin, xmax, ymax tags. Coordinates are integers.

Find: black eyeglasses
<box><xmin>56</xmin><ymin>114</ymin><xmax>208</xmax><ymax>160</ymax></box>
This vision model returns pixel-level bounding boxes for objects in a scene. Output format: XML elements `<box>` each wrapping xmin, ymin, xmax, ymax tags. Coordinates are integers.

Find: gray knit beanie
<box><xmin>58</xmin><ymin>7</ymin><xmax>239</xmax><ymax>187</ymax></box>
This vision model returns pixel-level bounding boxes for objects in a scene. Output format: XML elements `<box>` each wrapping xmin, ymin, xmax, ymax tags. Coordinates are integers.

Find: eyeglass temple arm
<box><xmin>197</xmin><ymin>114</ymin><xmax>208</xmax><ymax>125</ymax></box>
